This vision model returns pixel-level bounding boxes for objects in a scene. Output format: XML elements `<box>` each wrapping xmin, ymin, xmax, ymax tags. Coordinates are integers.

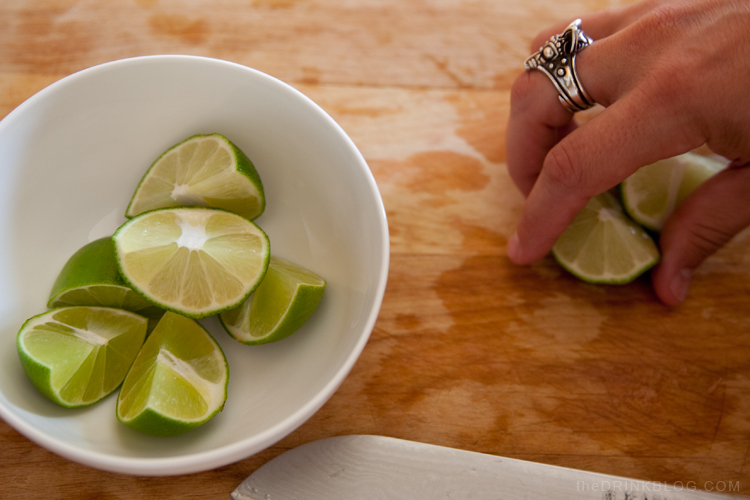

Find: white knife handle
<box><xmin>232</xmin><ymin>436</ymin><xmax>743</xmax><ymax>500</ymax></box>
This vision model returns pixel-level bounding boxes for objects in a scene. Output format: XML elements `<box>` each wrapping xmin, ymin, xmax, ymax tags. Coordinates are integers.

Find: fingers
<box><xmin>507</xmin><ymin>0</ymin><xmax>709</xmax><ymax>265</ymax></box>
<box><xmin>652</xmin><ymin>165</ymin><xmax>750</xmax><ymax>305</ymax></box>
<box><xmin>508</xmin><ymin>0</ymin><xmax>750</xmax><ymax>305</ymax></box>
<box><xmin>506</xmin><ymin>28</ymin><xmax>622</xmax><ymax>198</ymax></box>
<box><xmin>506</xmin><ymin>71</ymin><xmax>575</xmax><ymax>196</ymax></box>
<box><xmin>508</xmin><ymin>90</ymin><xmax>702</xmax><ymax>265</ymax></box>
<box><xmin>529</xmin><ymin>0</ymin><xmax>664</xmax><ymax>51</ymax></box>
<box><xmin>507</xmin><ymin>3</ymin><xmax>662</xmax><ymax>199</ymax></box>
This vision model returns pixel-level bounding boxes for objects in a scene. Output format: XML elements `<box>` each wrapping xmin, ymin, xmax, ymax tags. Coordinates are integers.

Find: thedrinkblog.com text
<box><xmin>576</xmin><ymin>479</ymin><xmax>740</xmax><ymax>496</ymax></box>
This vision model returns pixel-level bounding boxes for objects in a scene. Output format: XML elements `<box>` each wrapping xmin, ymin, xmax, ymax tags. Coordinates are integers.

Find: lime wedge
<box><xmin>552</xmin><ymin>191</ymin><xmax>660</xmax><ymax>284</ymax></box>
<box><xmin>220</xmin><ymin>257</ymin><xmax>326</xmax><ymax>345</ymax></box>
<box><xmin>116</xmin><ymin>311</ymin><xmax>228</xmax><ymax>436</ymax></box>
<box><xmin>17</xmin><ymin>307</ymin><xmax>148</xmax><ymax>408</ymax></box>
<box><xmin>48</xmin><ymin>238</ymin><xmax>165</xmax><ymax>327</ymax></box>
<box><xmin>621</xmin><ymin>152</ymin><xmax>725</xmax><ymax>232</ymax></box>
<box><xmin>112</xmin><ymin>206</ymin><xmax>270</xmax><ymax>319</ymax></box>
<box><xmin>125</xmin><ymin>133</ymin><xmax>265</xmax><ymax>221</ymax></box>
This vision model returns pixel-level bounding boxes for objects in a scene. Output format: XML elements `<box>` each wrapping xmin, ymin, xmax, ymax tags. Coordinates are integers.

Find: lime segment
<box><xmin>48</xmin><ymin>238</ymin><xmax>164</xmax><ymax>324</ymax></box>
<box><xmin>17</xmin><ymin>307</ymin><xmax>148</xmax><ymax>408</ymax></box>
<box><xmin>552</xmin><ymin>192</ymin><xmax>660</xmax><ymax>284</ymax></box>
<box><xmin>220</xmin><ymin>257</ymin><xmax>326</xmax><ymax>345</ymax></box>
<box><xmin>125</xmin><ymin>133</ymin><xmax>265</xmax><ymax>220</ymax></box>
<box><xmin>621</xmin><ymin>152</ymin><xmax>725</xmax><ymax>231</ymax></box>
<box><xmin>112</xmin><ymin>207</ymin><xmax>270</xmax><ymax>319</ymax></box>
<box><xmin>116</xmin><ymin>311</ymin><xmax>228</xmax><ymax>436</ymax></box>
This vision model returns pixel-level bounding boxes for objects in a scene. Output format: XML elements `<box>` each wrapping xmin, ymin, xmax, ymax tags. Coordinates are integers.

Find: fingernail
<box><xmin>670</xmin><ymin>269</ymin><xmax>692</xmax><ymax>304</ymax></box>
<box><xmin>507</xmin><ymin>232</ymin><xmax>521</xmax><ymax>263</ymax></box>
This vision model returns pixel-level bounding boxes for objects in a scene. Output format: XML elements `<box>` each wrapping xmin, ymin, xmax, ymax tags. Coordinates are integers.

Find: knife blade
<box><xmin>232</xmin><ymin>435</ymin><xmax>743</xmax><ymax>500</ymax></box>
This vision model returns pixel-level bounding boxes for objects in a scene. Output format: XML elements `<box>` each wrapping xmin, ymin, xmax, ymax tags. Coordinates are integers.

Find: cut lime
<box><xmin>116</xmin><ymin>311</ymin><xmax>228</xmax><ymax>436</ymax></box>
<box><xmin>17</xmin><ymin>306</ymin><xmax>148</xmax><ymax>408</ymax></box>
<box><xmin>48</xmin><ymin>238</ymin><xmax>165</xmax><ymax>326</ymax></box>
<box><xmin>112</xmin><ymin>206</ymin><xmax>270</xmax><ymax>319</ymax></box>
<box><xmin>220</xmin><ymin>257</ymin><xmax>326</xmax><ymax>345</ymax></box>
<box><xmin>552</xmin><ymin>191</ymin><xmax>660</xmax><ymax>284</ymax></box>
<box><xmin>621</xmin><ymin>152</ymin><xmax>725</xmax><ymax>232</ymax></box>
<box><xmin>125</xmin><ymin>133</ymin><xmax>265</xmax><ymax>221</ymax></box>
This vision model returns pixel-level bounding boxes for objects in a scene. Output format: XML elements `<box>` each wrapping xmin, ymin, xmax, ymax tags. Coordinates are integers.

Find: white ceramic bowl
<box><xmin>0</xmin><ymin>56</ymin><xmax>388</xmax><ymax>475</ymax></box>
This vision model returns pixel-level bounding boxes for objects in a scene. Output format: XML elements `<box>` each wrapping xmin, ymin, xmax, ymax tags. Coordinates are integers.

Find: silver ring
<box><xmin>525</xmin><ymin>19</ymin><xmax>595</xmax><ymax>113</ymax></box>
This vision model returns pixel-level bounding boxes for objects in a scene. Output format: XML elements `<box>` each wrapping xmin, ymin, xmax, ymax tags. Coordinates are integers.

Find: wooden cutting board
<box><xmin>1</xmin><ymin>0</ymin><xmax>749</xmax><ymax>498</ymax></box>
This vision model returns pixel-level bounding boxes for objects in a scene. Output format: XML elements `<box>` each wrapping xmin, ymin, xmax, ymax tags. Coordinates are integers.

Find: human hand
<box><xmin>506</xmin><ymin>0</ymin><xmax>750</xmax><ymax>305</ymax></box>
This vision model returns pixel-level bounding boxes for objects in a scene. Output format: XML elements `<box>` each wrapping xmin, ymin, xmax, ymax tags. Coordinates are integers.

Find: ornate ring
<box><xmin>525</xmin><ymin>19</ymin><xmax>595</xmax><ymax>113</ymax></box>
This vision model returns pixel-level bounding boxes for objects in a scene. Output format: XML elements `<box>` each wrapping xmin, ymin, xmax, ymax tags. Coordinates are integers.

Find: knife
<box><xmin>232</xmin><ymin>435</ymin><xmax>743</xmax><ymax>500</ymax></box>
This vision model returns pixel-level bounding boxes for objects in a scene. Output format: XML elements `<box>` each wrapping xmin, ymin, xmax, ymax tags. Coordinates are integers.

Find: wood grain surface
<box><xmin>2</xmin><ymin>0</ymin><xmax>750</xmax><ymax>498</ymax></box>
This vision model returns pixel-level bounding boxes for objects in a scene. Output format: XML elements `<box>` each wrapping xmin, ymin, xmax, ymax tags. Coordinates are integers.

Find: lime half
<box><xmin>125</xmin><ymin>133</ymin><xmax>265</xmax><ymax>220</ymax></box>
<box><xmin>17</xmin><ymin>307</ymin><xmax>148</xmax><ymax>408</ymax></box>
<box><xmin>48</xmin><ymin>238</ymin><xmax>164</xmax><ymax>326</ymax></box>
<box><xmin>116</xmin><ymin>312</ymin><xmax>228</xmax><ymax>436</ymax></box>
<box><xmin>552</xmin><ymin>191</ymin><xmax>660</xmax><ymax>284</ymax></box>
<box><xmin>112</xmin><ymin>206</ymin><xmax>271</xmax><ymax>319</ymax></box>
<box><xmin>621</xmin><ymin>152</ymin><xmax>725</xmax><ymax>232</ymax></box>
<box><xmin>220</xmin><ymin>257</ymin><xmax>326</xmax><ymax>345</ymax></box>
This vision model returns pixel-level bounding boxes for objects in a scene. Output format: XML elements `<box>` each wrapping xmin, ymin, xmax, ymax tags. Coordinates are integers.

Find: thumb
<box><xmin>652</xmin><ymin>163</ymin><xmax>750</xmax><ymax>305</ymax></box>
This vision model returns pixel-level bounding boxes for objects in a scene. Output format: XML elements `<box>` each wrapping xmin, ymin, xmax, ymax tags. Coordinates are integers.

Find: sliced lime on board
<box><xmin>621</xmin><ymin>152</ymin><xmax>724</xmax><ymax>232</ymax></box>
<box><xmin>552</xmin><ymin>192</ymin><xmax>660</xmax><ymax>284</ymax></box>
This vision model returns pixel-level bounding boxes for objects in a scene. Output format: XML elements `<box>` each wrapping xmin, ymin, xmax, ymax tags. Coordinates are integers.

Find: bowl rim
<box><xmin>0</xmin><ymin>54</ymin><xmax>390</xmax><ymax>475</ymax></box>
